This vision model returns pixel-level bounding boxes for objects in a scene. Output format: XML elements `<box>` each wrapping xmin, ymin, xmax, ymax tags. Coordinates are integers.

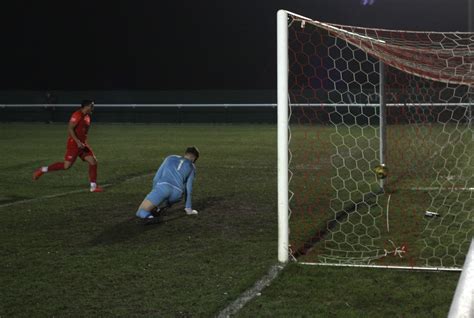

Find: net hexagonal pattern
<box><xmin>286</xmin><ymin>13</ymin><xmax>473</xmax><ymax>268</ymax></box>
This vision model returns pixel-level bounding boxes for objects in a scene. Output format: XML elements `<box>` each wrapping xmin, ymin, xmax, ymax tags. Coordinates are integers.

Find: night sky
<box><xmin>0</xmin><ymin>0</ymin><xmax>470</xmax><ymax>90</ymax></box>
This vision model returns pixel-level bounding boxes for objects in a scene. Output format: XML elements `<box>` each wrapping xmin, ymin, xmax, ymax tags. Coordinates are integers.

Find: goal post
<box><xmin>448</xmin><ymin>238</ymin><xmax>474</xmax><ymax>317</ymax></box>
<box><xmin>378</xmin><ymin>61</ymin><xmax>387</xmax><ymax>190</ymax></box>
<box><xmin>277</xmin><ymin>9</ymin><xmax>289</xmax><ymax>263</ymax></box>
<box><xmin>277</xmin><ymin>10</ymin><xmax>473</xmax><ymax>269</ymax></box>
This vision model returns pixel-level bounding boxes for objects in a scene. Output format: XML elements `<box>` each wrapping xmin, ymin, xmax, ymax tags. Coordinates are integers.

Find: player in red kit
<box><xmin>33</xmin><ymin>100</ymin><xmax>104</xmax><ymax>192</ymax></box>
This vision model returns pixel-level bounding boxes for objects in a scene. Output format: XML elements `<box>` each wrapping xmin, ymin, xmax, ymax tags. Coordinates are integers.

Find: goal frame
<box><xmin>277</xmin><ymin>9</ymin><xmax>289</xmax><ymax>263</ymax></box>
<box><xmin>276</xmin><ymin>9</ymin><xmax>471</xmax><ymax>270</ymax></box>
<box><xmin>277</xmin><ymin>10</ymin><xmax>391</xmax><ymax>264</ymax></box>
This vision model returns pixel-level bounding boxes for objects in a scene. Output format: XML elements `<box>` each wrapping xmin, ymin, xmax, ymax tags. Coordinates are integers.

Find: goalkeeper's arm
<box><xmin>184</xmin><ymin>170</ymin><xmax>198</xmax><ymax>215</ymax></box>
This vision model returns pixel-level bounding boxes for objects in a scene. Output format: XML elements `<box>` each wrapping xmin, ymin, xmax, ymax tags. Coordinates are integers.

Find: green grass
<box><xmin>0</xmin><ymin>123</ymin><xmax>464</xmax><ymax>317</ymax></box>
<box><xmin>289</xmin><ymin>123</ymin><xmax>473</xmax><ymax>267</ymax></box>
<box><xmin>237</xmin><ymin>263</ymin><xmax>459</xmax><ymax>318</ymax></box>
<box><xmin>0</xmin><ymin>123</ymin><xmax>277</xmax><ymax>317</ymax></box>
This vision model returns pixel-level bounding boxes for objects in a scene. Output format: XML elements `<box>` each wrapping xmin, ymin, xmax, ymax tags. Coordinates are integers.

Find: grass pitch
<box><xmin>289</xmin><ymin>123</ymin><xmax>473</xmax><ymax>267</ymax></box>
<box><xmin>0</xmin><ymin>123</ymin><xmax>462</xmax><ymax>317</ymax></box>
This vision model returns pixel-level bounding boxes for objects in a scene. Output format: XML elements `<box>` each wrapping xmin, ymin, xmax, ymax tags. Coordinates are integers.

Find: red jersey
<box><xmin>68</xmin><ymin>110</ymin><xmax>91</xmax><ymax>142</ymax></box>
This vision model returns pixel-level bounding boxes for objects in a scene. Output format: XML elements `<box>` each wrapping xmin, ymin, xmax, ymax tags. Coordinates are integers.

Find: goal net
<box><xmin>277</xmin><ymin>11</ymin><xmax>473</xmax><ymax>269</ymax></box>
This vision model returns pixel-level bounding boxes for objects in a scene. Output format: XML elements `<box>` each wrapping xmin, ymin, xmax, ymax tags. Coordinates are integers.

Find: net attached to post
<box><xmin>286</xmin><ymin>13</ymin><xmax>473</xmax><ymax>269</ymax></box>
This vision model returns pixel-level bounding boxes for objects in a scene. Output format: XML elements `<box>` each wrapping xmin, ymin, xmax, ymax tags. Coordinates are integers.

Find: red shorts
<box><xmin>64</xmin><ymin>139</ymin><xmax>95</xmax><ymax>163</ymax></box>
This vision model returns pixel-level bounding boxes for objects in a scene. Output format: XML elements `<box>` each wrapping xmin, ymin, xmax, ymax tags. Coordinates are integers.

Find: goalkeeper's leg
<box><xmin>136</xmin><ymin>184</ymin><xmax>172</xmax><ymax>219</ymax></box>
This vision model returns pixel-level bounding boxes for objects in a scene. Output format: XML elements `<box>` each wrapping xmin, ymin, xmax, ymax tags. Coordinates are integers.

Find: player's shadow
<box><xmin>88</xmin><ymin>212</ymin><xmax>186</xmax><ymax>246</ymax></box>
<box><xmin>89</xmin><ymin>196</ymin><xmax>225</xmax><ymax>246</ymax></box>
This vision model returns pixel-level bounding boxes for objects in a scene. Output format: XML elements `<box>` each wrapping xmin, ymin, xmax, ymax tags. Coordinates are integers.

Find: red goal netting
<box><xmin>285</xmin><ymin>13</ymin><xmax>473</xmax><ymax>268</ymax></box>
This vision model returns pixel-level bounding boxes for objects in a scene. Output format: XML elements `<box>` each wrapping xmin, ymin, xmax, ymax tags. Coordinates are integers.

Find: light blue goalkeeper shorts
<box><xmin>145</xmin><ymin>183</ymin><xmax>182</xmax><ymax>207</ymax></box>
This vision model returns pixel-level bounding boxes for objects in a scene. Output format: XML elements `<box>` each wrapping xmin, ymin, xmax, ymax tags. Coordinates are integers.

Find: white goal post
<box><xmin>277</xmin><ymin>10</ymin><xmax>290</xmax><ymax>263</ymax></box>
<box><xmin>277</xmin><ymin>10</ymin><xmax>473</xmax><ymax>268</ymax></box>
<box><xmin>448</xmin><ymin>238</ymin><xmax>474</xmax><ymax>318</ymax></box>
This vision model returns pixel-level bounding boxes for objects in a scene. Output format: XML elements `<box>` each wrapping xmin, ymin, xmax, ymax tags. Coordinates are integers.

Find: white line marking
<box><xmin>217</xmin><ymin>264</ymin><xmax>285</xmax><ymax>318</ymax></box>
<box><xmin>0</xmin><ymin>173</ymin><xmax>154</xmax><ymax>209</ymax></box>
<box><xmin>299</xmin><ymin>262</ymin><xmax>462</xmax><ymax>271</ymax></box>
<box><xmin>0</xmin><ymin>187</ymin><xmax>105</xmax><ymax>208</ymax></box>
<box><xmin>410</xmin><ymin>187</ymin><xmax>474</xmax><ymax>191</ymax></box>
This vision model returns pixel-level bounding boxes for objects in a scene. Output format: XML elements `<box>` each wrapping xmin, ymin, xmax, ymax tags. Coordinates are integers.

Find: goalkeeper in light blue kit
<box><xmin>136</xmin><ymin>146</ymin><xmax>200</xmax><ymax>219</ymax></box>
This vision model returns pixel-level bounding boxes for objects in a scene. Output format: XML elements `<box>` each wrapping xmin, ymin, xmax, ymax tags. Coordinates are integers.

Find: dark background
<box><xmin>0</xmin><ymin>0</ymin><xmax>471</xmax><ymax>91</ymax></box>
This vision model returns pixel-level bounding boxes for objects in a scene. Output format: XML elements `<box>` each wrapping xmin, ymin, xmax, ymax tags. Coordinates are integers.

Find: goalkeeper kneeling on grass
<box><xmin>136</xmin><ymin>146</ymin><xmax>200</xmax><ymax>220</ymax></box>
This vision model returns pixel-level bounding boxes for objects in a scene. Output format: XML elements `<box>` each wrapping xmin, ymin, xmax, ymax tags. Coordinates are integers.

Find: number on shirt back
<box><xmin>177</xmin><ymin>159</ymin><xmax>184</xmax><ymax>171</ymax></box>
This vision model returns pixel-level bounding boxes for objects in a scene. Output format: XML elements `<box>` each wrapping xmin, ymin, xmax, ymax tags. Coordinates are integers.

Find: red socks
<box><xmin>89</xmin><ymin>163</ymin><xmax>98</xmax><ymax>183</ymax></box>
<box><xmin>47</xmin><ymin>162</ymin><xmax>65</xmax><ymax>171</ymax></box>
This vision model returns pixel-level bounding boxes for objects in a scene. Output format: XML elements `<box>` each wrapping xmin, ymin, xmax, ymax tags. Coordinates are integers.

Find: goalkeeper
<box><xmin>135</xmin><ymin>146</ymin><xmax>200</xmax><ymax>219</ymax></box>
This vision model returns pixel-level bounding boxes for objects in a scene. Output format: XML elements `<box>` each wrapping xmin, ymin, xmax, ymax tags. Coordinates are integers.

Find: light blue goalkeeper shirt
<box><xmin>152</xmin><ymin>155</ymin><xmax>196</xmax><ymax>209</ymax></box>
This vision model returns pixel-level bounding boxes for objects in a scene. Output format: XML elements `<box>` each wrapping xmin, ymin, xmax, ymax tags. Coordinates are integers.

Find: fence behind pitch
<box><xmin>0</xmin><ymin>104</ymin><xmax>277</xmax><ymax>124</ymax></box>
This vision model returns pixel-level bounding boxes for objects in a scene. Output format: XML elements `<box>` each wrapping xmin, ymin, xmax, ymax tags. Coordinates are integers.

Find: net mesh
<box><xmin>287</xmin><ymin>14</ymin><xmax>474</xmax><ymax>268</ymax></box>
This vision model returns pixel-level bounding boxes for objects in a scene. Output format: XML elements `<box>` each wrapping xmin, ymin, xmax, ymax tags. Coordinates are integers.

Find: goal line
<box><xmin>298</xmin><ymin>262</ymin><xmax>462</xmax><ymax>272</ymax></box>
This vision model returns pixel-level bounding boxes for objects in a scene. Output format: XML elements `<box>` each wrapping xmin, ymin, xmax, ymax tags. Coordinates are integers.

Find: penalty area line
<box><xmin>0</xmin><ymin>173</ymin><xmax>154</xmax><ymax>209</ymax></box>
<box><xmin>217</xmin><ymin>264</ymin><xmax>285</xmax><ymax>318</ymax></box>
